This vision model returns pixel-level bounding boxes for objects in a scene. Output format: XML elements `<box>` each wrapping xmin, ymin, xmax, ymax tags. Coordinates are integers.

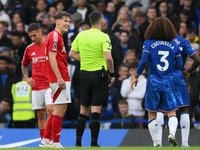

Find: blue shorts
<box><xmin>145</xmin><ymin>90</ymin><xmax>178</xmax><ymax>112</ymax></box>
<box><xmin>172</xmin><ymin>71</ymin><xmax>190</xmax><ymax>107</ymax></box>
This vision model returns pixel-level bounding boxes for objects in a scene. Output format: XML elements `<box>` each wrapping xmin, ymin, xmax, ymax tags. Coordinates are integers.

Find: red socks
<box><xmin>43</xmin><ymin>114</ymin><xmax>53</xmax><ymax>140</ymax></box>
<box><xmin>39</xmin><ymin>129</ymin><xmax>45</xmax><ymax>140</ymax></box>
<box><xmin>52</xmin><ymin>115</ymin><xmax>63</xmax><ymax>143</ymax></box>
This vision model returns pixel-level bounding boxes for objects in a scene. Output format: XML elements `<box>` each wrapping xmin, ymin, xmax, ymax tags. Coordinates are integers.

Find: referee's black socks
<box><xmin>76</xmin><ymin>114</ymin><xmax>88</xmax><ymax>146</ymax></box>
<box><xmin>91</xmin><ymin>112</ymin><xmax>101</xmax><ymax>146</ymax></box>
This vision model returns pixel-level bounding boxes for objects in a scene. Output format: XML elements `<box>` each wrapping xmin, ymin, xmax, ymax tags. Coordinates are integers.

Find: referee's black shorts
<box><xmin>80</xmin><ymin>70</ymin><xmax>109</xmax><ymax>107</ymax></box>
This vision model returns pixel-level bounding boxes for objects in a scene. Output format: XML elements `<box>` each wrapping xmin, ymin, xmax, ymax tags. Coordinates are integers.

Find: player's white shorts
<box><xmin>50</xmin><ymin>81</ymin><xmax>71</xmax><ymax>104</ymax></box>
<box><xmin>32</xmin><ymin>88</ymin><xmax>53</xmax><ymax>110</ymax></box>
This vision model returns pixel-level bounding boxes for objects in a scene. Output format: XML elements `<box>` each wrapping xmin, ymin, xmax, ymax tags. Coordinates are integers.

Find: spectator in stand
<box><xmin>130</xmin><ymin>6</ymin><xmax>141</xmax><ymax>32</ymax></box>
<box><xmin>10</xmin><ymin>31</ymin><xmax>27</xmax><ymax>77</ymax></box>
<box><xmin>36</xmin><ymin>0</ymin><xmax>49</xmax><ymax>23</ymax></box>
<box><xmin>67</xmin><ymin>12</ymin><xmax>83</xmax><ymax>47</ymax></box>
<box><xmin>70</xmin><ymin>0</ymin><xmax>93</xmax><ymax>22</ymax></box>
<box><xmin>4</xmin><ymin>0</ymin><xmax>23</xmax><ymax>17</ymax></box>
<box><xmin>176</xmin><ymin>0</ymin><xmax>200</xmax><ymax>36</ymax></box>
<box><xmin>126</xmin><ymin>0</ymin><xmax>149</xmax><ymax>13</ymax></box>
<box><xmin>112</xmin><ymin>30</ymin><xmax>134</xmax><ymax>76</ymax></box>
<box><xmin>123</xmin><ymin>50</ymin><xmax>139</xmax><ymax>67</ymax></box>
<box><xmin>121</xmin><ymin>22</ymin><xmax>143</xmax><ymax>58</ymax></box>
<box><xmin>112</xmin><ymin>8</ymin><xmax>130</xmax><ymax>38</ymax></box>
<box><xmin>114</xmin><ymin>0</ymin><xmax>125</xmax><ymax>13</ymax></box>
<box><xmin>179</xmin><ymin>21</ymin><xmax>187</xmax><ymax>38</ymax></box>
<box><xmin>22</xmin><ymin>0</ymin><xmax>38</xmax><ymax>25</ymax></box>
<box><xmin>15</xmin><ymin>22</ymin><xmax>31</xmax><ymax>45</ymax></box>
<box><xmin>110</xmin><ymin>99</ymin><xmax>139</xmax><ymax>129</ymax></box>
<box><xmin>41</xmin><ymin>14</ymin><xmax>54</xmax><ymax>32</ymax></box>
<box><xmin>135</xmin><ymin>11</ymin><xmax>150</xmax><ymax>43</ymax></box>
<box><xmin>186</xmin><ymin>26</ymin><xmax>199</xmax><ymax>44</ymax></box>
<box><xmin>0</xmin><ymin>2</ymin><xmax>11</xmax><ymax>26</ymax></box>
<box><xmin>80</xmin><ymin>21</ymin><xmax>90</xmax><ymax>31</ymax></box>
<box><xmin>178</xmin><ymin>9</ymin><xmax>194</xmax><ymax>30</ymax></box>
<box><xmin>112</xmin><ymin>63</ymin><xmax>128</xmax><ymax>99</ymax></box>
<box><xmin>0</xmin><ymin>46</ymin><xmax>10</xmax><ymax>57</ymax></box>
<box><xmin>48</xmin><ymin>5</ymin><xmax>57</xmax><ymax>25</ymax></box>
<box><xmin>105</xmin><ymin>1</ymin><xmax>117</xmax><ymax>29</ymax></box>
<box><xmin>121</xmin><ymin>62</ymin><xmax>146</xmax><ymax>128</ymax></box>
<box><xmin>192</xmin><ymin>43</ymin><xmax>200</xmax><ymax>56</ymax></box>
<box><xmin>0</xmin><ymin>21</ymin><xmax>13</xmax><ymax>47</ymax></box>
<box><xmin>146</xmin><ymin>6</ymin><xmax>157</xmax><ymax>24</ymax></box>
<box><xmin>53</xmin><ymin>0</ymin><xmax>67</xmax><ymax>12</ymax></box>
<box><xmin>0</xmin><ymin>56</ymin><xmax>19</xmax><ymax>103</ymax></box>
<box><xmin>155</xmin><ymin>1</ymin><xmax>171</xmax><ymax>18</ymax></box>
<box><xmin>0</xmin><ymin>97</ymin><xmax>11</xmax><ymax>128</ymax></box>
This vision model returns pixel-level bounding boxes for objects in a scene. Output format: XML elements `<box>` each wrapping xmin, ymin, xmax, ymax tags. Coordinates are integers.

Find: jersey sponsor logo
<box><xmin>31</xmin><ymin>52</ymin><xmax>36</xmax><ymax>56</ymax></box>
<box><xmin>32</xmin><ymin>56</ymin><xmax>48</xmax><ymax>63</ymax></box>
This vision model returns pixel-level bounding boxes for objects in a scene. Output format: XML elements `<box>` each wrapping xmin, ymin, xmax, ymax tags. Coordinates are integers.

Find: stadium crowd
<box><xmin>0</xmin><ymin>0</ymin><xmax>200</xmax><ymax>129</ymax></box>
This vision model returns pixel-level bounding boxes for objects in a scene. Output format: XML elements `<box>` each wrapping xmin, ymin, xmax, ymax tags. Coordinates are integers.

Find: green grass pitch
<box><xmin>0</xmin><ymin>147</ymin><xmax>199</xmax><ymax>150</ymax></box>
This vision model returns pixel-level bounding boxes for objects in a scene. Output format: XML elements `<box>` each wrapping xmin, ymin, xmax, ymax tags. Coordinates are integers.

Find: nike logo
<box><xmin>0</xmin><ymin>138</ymin><xmax>40</xmax><ymax>148</ymax></box>
<box><xmin>56</xmin><ymin>132</ymin><xmax>61</xmax><ymax>135</ymax></box>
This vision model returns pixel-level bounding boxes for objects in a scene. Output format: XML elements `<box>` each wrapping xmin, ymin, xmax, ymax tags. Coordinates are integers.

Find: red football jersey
<box><xmin>45</xmin><ymin>30</ymin><xmax>70</xmax><ymax>83</ymax></box>
<box><xmin>22</xmin><ymin>42</ymin><xmax>50</xmax><ymax>91</ymax></box>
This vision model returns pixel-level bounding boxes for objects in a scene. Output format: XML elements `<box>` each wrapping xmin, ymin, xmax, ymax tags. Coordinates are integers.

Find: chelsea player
<box><xmin>131</xmin><ymin>17</ymin><xmax>183</xmax><ymax>147</ymax></box>
<box><xmin>156</xmin><ymin>16</ymin><xmax>200</xmax><ymax>147</ymax></box>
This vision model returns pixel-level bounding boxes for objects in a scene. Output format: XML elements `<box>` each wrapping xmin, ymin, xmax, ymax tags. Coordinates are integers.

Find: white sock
<box><xmin>168</xmin><ymin>115</ymin><xmax>178</xmax><ymax>136</ymax></box>
<box><xmin>180</xmin><ymin>113</ymin><xmax>190</xmax><ymax>146</ymax></box>
<box><xmin>156</xmin><ymin>112</ymin><xmax>164</xmax><ymax>145</ymax></box>
<box><xmin>148</xmin><ymin>119</ymin><xmax>160</xmax><ymax>146</ymax></box>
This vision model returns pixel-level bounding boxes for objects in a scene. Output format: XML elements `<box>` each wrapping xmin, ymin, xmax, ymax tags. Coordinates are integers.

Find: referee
<box><xmin>69</xmin><ymin>10</ymin><xmax>115</xmax><ymax>147</ymax></box>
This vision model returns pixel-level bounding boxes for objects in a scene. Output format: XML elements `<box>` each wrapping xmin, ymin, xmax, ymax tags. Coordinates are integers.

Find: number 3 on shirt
<box><xmin>157</xmin><ymin>51</ymin><xmax>169</xmax><ymax>71</ymax></box>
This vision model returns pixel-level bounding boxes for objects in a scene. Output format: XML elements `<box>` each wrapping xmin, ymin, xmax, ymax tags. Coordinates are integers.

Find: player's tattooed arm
<box><xmin>21</xmin><ymin>64</ymin><xmax>29</xmax><ymax>79</ymax></box>
<box><xmin>21</xmin><ymin>64</ymin><xmax>35</xmax><ymax>87</ymax></box>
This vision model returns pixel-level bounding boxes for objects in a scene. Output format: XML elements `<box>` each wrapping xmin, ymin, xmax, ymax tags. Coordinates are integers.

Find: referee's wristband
<box><xmin>110</xmin><ymin>73</ymin><xmax>115</xmax><ymax>77</ymax></box>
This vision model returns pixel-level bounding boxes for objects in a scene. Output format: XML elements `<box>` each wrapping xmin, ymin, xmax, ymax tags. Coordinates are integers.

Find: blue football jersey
<box><xmin>137</xmin><ymin>39</ymin><xmax>182</xmax><ymax>80</ymax></box>
<box><xmin>174</xmin><ymin>34</ymin><xmax>196</xmax><ymax>66</ymax></box>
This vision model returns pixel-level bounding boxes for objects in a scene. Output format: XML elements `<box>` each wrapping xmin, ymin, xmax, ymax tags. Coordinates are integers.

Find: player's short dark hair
<box><xmin>144</xmin><ymin>17</ymin><xmax>176</xmax><ymax>41</ymax></box>
<box><xmin>118</xmin><ymin>99</ymin><xmax>128</xmax><ymax>105</ymax></box>
<box><xmin>55</xmin><ymin>11</ymin><xmax>71</xmax><ymax>20</ymax></box>
<box><xmin>187</xmin><ymin>26</ymin><xmax>196</xmax><ymax>34</ymax></box>
<box><xmin>169</xmin><ymin>15</ymin><xmax>181</xmax><ymax>33</ymax></box>
<box><xmin>10</xmin><ymin>31</ymin><xmax>22</xmax><ymax>38</ymax></box>
<box><xmin>119</xmin><ymin>30</ymin><xmax>129</xmax><ymax>36</ymax></box>
<box><xmin>28</xmin><ymin>23</ymin><xmax>41</xmax><ymax>32</ymax></box>
<box><xmin>89</xmin><ymin>10</ymin><xmax>103</xmax><ymax>25</ymax></box>
<box><xmin>128</xmin><ymin>62</ymin><xmax>138</xmax><ymax>70</ymax></box>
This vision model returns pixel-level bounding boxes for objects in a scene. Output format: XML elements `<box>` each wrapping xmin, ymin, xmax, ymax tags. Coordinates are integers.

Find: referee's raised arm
<box><xmin>69</xmin><ymin>10</ymin><xmax>115</xmax><ymax>147</ymax></box>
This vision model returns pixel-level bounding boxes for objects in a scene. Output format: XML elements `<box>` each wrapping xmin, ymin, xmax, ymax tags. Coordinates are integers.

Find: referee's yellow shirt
<box><xmin>71</xmin><ymin>28</ymin><xmax>112</xmax><ymax>71</ymax></box>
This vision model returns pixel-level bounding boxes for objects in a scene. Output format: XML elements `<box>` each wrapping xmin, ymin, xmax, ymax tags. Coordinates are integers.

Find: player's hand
<box><xmin>25</xmin><ymin>77</ymin><xmax>35</xmax><ymax>87</ymax></box>
<box><xmin>57</xmin><ymin>77</ymin><xmax>66</xmax><ymax>90</ymax></box>
<box><xmin>108</xmin><ymin>76</ymin><xmax>115</xmax><ymax>87</ymax></box>
<box><xmin>182</xmin><ymin>71</ymin><xmax>190</xmax><ymax>81</ymax></box>
<box><xmin>131</xmin><ymin>78</ymin><xmax>138</xmax><ymax>90</ymax></box>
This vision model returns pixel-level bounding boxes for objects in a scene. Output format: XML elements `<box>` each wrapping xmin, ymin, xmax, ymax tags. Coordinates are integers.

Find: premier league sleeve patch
<box><xmin>52</xmin><ymin>42</ymin><xmax>57</xmax><ymax>51</ymax></box>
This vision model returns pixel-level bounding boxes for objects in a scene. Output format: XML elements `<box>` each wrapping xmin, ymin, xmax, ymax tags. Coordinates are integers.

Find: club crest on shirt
<box><xmin>32</xmin><ymin>57</ymin><xmax>38</xmax><ymax>63</ymax></box>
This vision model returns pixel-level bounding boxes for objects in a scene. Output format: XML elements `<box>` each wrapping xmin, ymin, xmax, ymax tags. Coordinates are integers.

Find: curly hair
<box><xmin>144</xmin><ymin>17</ymin><xmax>176</xmax><ymax>41</ymax></box>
